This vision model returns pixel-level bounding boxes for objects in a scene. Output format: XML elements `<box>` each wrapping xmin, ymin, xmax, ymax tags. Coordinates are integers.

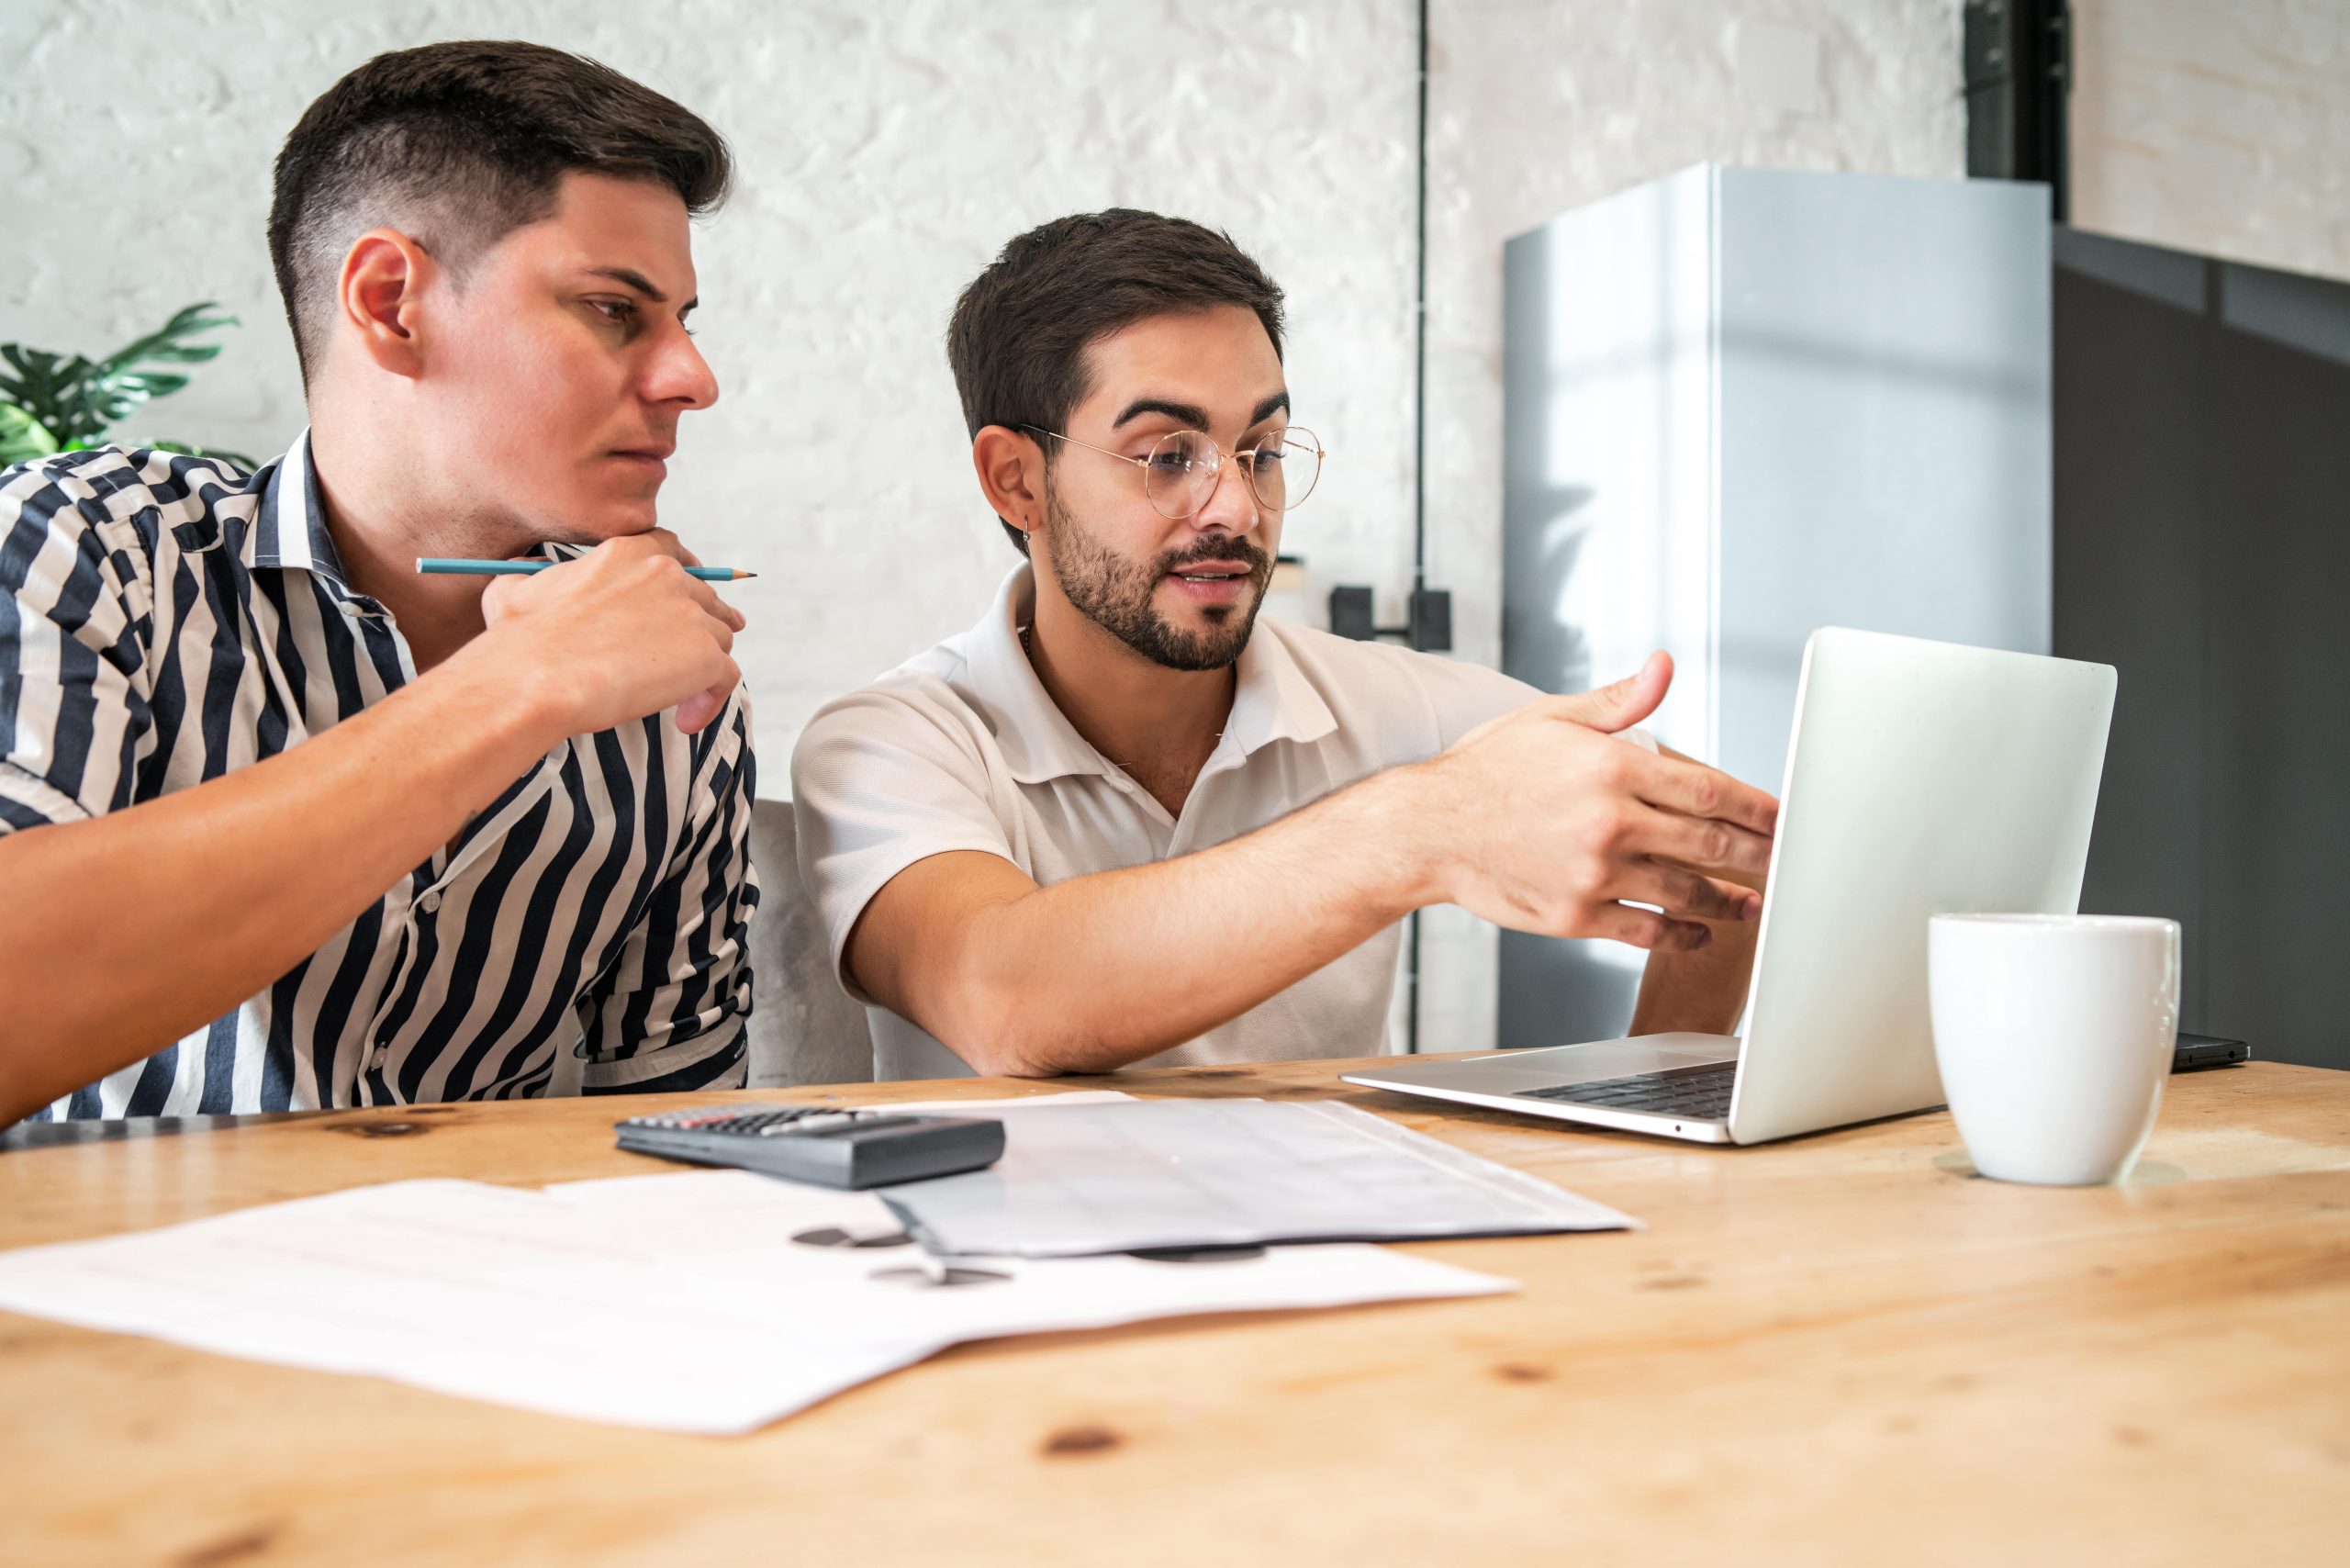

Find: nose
<box><xmin>1189</xmin><ymin>450</ymin><xmax>1260</xmax><ymax>534</ymax></box>
<box><xmin>644</xmin><ymin>321</ymin><xmax>720</xmax><ymax>412</ymax></box>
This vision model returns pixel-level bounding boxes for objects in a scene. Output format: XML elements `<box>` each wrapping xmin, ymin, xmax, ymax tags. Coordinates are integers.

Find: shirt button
<box><xmin>419</xmin><ymin>891</ymin><xmax>442</xmax><ymax>915</ymax></box>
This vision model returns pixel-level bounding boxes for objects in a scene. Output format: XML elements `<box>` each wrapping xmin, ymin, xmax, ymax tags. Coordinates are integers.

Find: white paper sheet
<box><xmin>0</xmin><ymin>1092</ymin><xmax>1516</xmax><ymax>1434</ymax></box>
<box><xmin>878</xmin><ymin>1098</ymin><xmax>1639</xmax><ymax>1257</ymax></box>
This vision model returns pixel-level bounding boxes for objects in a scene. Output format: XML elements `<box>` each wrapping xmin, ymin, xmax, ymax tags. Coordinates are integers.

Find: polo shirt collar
<box><xmin>966</xmin><ymin>564</ymin><xmax>1337</xmax><ymax>787</ymax></box>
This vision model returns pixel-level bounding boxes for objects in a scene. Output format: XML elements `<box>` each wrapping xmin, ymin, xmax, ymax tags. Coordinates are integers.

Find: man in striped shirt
<box><xmin>0</xmin><ymin>42</ymin><xmax>756</xmax><ymax>1124</ymax></box>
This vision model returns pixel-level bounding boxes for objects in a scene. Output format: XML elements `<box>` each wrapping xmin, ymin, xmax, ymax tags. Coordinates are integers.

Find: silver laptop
<box><xmin>1343</xmin><ymin>627</ymin><xmax>2117</xmax><ymax>1145</ymax></box>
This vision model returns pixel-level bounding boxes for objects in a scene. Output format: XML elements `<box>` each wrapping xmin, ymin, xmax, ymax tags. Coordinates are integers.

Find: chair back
<box><xmin>744</xmin><ymin>798</ymin><xmax>875</xmax><ymax>1087</ymax></box>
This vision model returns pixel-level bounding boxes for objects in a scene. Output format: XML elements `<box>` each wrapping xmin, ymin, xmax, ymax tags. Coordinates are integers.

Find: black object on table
<box><xmin>615</xmin><ymin>1105</ymin><xmax>1005</xmax><ymax>1189</ymax></box>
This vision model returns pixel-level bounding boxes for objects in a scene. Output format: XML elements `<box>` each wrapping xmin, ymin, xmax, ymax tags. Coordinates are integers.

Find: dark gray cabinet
<box><xmin>2054</xmin><ymin>229</ymin><xmax>2350</xmax><ymax>1070</ymax></box>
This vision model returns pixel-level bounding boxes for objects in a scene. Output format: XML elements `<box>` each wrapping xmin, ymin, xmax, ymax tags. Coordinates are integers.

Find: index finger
<box><xmin>679</xmin><ymin>570</ymin><xmax>746</xmax><ymax>632</ymax></box>
<box><xmin>647</xmin><ymin>527</ymin><xmax>703</xmax><ymax>570</ymax></box>
<box><xmin>1628</xmin><ymin>751</ymin><xmax>1779</xmax><ymax>837</ymax></box>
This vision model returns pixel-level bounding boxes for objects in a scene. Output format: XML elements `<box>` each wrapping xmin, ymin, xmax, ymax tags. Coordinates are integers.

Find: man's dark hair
<box><xmin>947</xmin><ymin>209</ymin><xmax>1286</xmax><ymax>555</ymax></box>
<box><xmin>267</xmin><ymin>39</ymin><xmax>732</xmax><ymax>382</ymax></box>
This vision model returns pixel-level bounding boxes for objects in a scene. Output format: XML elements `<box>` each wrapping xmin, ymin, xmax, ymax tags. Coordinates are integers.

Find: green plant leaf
<box><xmin>85</xmin><ymin>371</ymin><xmax>194</xmax><ymax>426</ymax></box>
<box><xmin>0</xmin><ymin>402</ymin><xmax>60</xmax><ymax>466</ymax></box>
<box><xmin>81</xmin><ymin>303</ymin><xmax>239</xmax><ymax>438</ymax></box>
<box><xmin>100</xmin><ymin>304</ymin><xmax>236</xmax><ymax>372</ymax></box>
<box><xmin>1</xmin><ymin>303</ymin><xmax>243</xmax><ymax>448</ymax></box>
<box><xmin>0</xmin><ymin>345</ymin><xmax>101</xmax><ymax>442</ymax></box>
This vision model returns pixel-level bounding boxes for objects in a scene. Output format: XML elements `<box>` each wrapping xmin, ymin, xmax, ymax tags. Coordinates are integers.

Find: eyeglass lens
<box><xmin>1143</xmin><ymin>429</ymin><xmax>1321</xmax><ymax>520</ymax></box>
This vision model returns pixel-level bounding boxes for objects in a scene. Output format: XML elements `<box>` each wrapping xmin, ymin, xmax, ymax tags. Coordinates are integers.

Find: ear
<box><xmin>971</xmin><ymin>425</ymin><xmax>1046</xmax><ymax>540</ymax></box>
<box><xmin>336</xmin><ymin>228</ymin><xmax>435</xmax><ymax>380</ymax></box>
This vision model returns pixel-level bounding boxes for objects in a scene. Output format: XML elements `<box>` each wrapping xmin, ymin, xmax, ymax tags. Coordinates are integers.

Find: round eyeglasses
<box><xmin>1024</xmin><ymin>424</ymin><xmax>1326</xmax><ymax>520</ymax></box>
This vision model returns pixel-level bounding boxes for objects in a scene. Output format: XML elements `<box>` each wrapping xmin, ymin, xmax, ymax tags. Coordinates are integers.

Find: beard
<box><xmin>1039</xmin><ymin>486</ymin><xmax>1273</xmax><ymax>671</ymax></box>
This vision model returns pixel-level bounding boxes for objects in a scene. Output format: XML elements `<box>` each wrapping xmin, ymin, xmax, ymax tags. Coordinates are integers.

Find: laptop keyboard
<box><xmin>1514</xmin><ymin>1059</ymin><xmax>1738</xmax><ymax>1120</ymax></box>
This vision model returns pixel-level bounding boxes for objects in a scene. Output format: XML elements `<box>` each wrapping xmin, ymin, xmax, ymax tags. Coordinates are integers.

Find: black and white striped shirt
<box><xmin>1</xmin><ymin>434</ymin><xmax>757</xmax><ymax>1120</ymax></box>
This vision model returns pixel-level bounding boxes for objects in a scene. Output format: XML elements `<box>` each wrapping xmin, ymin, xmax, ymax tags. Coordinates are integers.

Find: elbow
<box><xmin>966</xmin><ymin>1047</ymin><xmax>1059</xmax><ymax>1080</ymax></box>
<box><xmin>944</xmin><ymin>1036</ymin><xmax>1058</xmax><ymax>1078</ymax></box>
<box><xmin>944</xmin><ymin>993</ymin><xmax>1058</xmax><ymax>1078</ymax></box>
<box><xmin>936</xmin><ymin>978</ymin><xmax>1080</xmax><ymax>1079</ymax></box>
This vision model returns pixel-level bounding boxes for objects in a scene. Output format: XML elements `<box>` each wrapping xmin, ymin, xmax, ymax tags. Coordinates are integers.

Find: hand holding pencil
<box><xmin>438</xmin><ymin>530</ymin><xmax>748</xmax><ymax>739</ymax></box>
<box><xmin>420</xmin><ymin>557</ymin><xmax>756</xmax><ymax>583</ymax></box>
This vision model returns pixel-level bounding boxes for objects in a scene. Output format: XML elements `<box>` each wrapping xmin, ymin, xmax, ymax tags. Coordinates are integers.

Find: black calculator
<box><xmin>614</xmin><ymin>1104</ymin><xmax>1005</xmax><ymax>1190</ymax></box>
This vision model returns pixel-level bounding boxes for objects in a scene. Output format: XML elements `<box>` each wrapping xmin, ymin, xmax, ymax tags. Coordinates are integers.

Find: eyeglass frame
<box><xmin>1019</xmin><ymin>422</ymin><xmax>1326</xmax><ymax>520</ymax></box>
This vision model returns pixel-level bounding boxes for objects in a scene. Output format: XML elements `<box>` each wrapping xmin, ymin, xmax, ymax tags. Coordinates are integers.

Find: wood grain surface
<box><xmin>2</xmin><ymin>1058</ymin><xmax>2345</xmax><ymax>1568</ymax></box>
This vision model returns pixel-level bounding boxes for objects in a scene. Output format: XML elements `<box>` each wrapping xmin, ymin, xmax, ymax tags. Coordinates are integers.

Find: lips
<box><xmin>1163</xmin><ymin>550</ymin><xmax>1262</xmax><ymax>579</ymax></box>
<box><xmin>1162</xmin><ymin>556</ymin><xmax>1263</xmax><ymax>608</ymax></box>
<box><xmin>608</xmin><ymin>446</ymin><xmax>672</xmax><ymax>484</ymax></box>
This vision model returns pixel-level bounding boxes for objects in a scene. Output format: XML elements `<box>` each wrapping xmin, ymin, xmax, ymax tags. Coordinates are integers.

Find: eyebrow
<box><xmin>582</xmin><ymin>265</ymin><xmax>699</xmax><ymax>317</ymax></box>
<box><xmin>1110</xmin><ymin>390</ymin><xmax>1292</xmax><ymax>431</ymax></box>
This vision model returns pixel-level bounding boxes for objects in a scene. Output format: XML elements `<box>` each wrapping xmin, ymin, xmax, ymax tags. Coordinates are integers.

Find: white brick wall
<box><xmin>0</xmin><ymin>0</ymin><xmax>1419</xmax><ymax>748</ymax></box>
<box><xmin>0</xmin><ymin>0</ymin><xmax>1968</xmax><ymax>1053</ymax></box>
<box><xmin>2072</xmin><ymin>0</ymin><xmax>2350</xmax><ymax>285</ymax></box>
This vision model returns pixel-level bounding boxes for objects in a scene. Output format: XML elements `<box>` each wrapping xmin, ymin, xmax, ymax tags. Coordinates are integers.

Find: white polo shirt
<box><xmin>790</xmin><ymin>565</ymin><xmax>1557</xmax><ymax>1080</ymax></box>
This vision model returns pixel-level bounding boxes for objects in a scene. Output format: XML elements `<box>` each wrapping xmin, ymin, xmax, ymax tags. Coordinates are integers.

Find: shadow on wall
<box><xmin>1497</xmin><ymin>217</ymin><xmax>1636</xmax><ymax>1046</ymax></box>
<box><xmin>1508</xmin><ymin>488</ymin><xmax>1598</xmax><ymax>698</ymax></box>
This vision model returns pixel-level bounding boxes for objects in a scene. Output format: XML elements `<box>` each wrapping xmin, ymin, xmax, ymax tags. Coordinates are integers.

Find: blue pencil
<box><xmin>417</xmin><ymin>556</ymin><xmax>755</xmax><ymax>583</ymax></box>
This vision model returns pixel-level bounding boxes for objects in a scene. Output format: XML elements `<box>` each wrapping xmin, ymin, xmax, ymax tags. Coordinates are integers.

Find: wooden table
<box><xmin>2</xmin><ymin>1057</ymin><xmax>2345</xmax><ymax>1567</ymax></box>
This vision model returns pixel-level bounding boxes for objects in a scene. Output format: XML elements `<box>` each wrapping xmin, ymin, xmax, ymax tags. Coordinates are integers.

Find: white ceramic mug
<box><xmin>1928</xmin><ymin>914</ymin><xmax>2182</xmax><ymax>1185</ymax></box>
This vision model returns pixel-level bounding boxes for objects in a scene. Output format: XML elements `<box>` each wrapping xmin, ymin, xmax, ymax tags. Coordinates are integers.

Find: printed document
<box><xmin>0</xmin><ymin>1096</ymin><xmax>1520</xmax><ymax>1434</ymax></box>
<box><xmin>879</xmin><ymin>1098</ymin><xmax>1637</xmax><ymax>1257</ymax></box>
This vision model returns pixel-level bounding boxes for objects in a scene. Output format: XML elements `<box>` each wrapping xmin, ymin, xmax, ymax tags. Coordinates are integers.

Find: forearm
<box><xmin>0</xmin><ymin>656</ymin><xmax>562</xmax><ymax>1123</ymax></box>
<box><xmin>910</xmin><ymin>767</ymin><xmax>1439</xmax><ymax>1076</ymax></box>
<box><xmin>856</xmin><ymin>694</ymin><xmax>1779</xmax><ymax>1076</ymax></box>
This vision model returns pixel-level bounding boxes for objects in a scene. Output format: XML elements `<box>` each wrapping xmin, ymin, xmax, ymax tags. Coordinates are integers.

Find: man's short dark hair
<box><xmin>947</xmin><ymin>209</ymin><xmax>1287</xmax><ymax>555</ymax></box>
<box><xmin>267</xmin><ymin>39</ymin><xmax>732</xmax><ymax>382</ymax></box>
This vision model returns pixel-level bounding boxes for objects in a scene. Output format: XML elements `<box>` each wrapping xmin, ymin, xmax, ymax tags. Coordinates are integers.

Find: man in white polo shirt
<box><xmin>791</xmin><ymin>210</ymin><xmax>1778</xmax><ymax>1081</ymax></box>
